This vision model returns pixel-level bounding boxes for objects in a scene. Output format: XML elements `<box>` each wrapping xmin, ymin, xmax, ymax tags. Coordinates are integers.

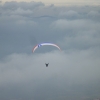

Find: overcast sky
<box><xmin>0</xmin><ymin>1</ymin><xmax>100</xmax><ymax>100</ymax></box>
<box><xmin>1</xmin><ymin>0</ymin><xmax>100</xmax><ymax>6</ymax></box>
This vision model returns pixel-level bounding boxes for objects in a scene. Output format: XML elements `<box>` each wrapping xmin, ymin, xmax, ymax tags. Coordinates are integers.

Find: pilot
<box><xmin>45</xmin><ymin>63</ymin><xmax>49</xmax><ymax>67</ymax></box>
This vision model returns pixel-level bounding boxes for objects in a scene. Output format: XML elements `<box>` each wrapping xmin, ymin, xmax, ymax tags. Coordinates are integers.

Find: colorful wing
<box><xmin>32</xmin><ymin>43</ymin><xmax>61</xmax><ymax>52</ymax></box>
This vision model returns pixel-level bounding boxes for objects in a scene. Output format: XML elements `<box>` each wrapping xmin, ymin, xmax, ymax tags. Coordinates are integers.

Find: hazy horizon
<box><xmin>1</xmin><ymin>0</ymin><xmax>100</xmax><ymax>6</ymax></box>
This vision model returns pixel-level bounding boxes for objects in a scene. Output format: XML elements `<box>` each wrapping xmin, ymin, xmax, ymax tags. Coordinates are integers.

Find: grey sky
<box><xmin>0</xmin><ymin>1</ymin><xmax>100</xmax><ymax>100</ymax></box>
<box><xmin>1</xmin><ymin>0</ymin><xmax>100</xmax><ymax>6</ymax></box>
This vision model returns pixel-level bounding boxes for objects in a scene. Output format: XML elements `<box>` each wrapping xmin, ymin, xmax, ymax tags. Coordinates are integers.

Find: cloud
<box><xmin>57</xmin><ymin>32</ymin><xmax>100</xmax><ymax>51</ymax></box>
<box><xmin>0</xmin><ymin>1</ymin><xmax>100</xmax><ymax>100</ymax></box>
<box><xmin>58</xmin><ymin>10</ymin><xmax>79</xmax><ymax>19</ymax></box>
<box><xmin>51</xmin><ymin>19</ymin><xmax>90</xmax><ymax>30</ymax></box>
<box><xmin>2</xmin><ymin>1</ymin><xmax>44</xmax><ymax>10</ymax></box>
<box><xmin>0</xmin><ymin>49</ymin><xmax>100</xmax><ymax>100</ymax></box>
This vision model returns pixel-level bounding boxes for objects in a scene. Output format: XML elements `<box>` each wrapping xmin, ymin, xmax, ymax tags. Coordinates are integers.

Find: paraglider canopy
<box><xmin>32</xmin><ymin>43</ymin><xmax>61</xmax><ymax>52</ymax></box>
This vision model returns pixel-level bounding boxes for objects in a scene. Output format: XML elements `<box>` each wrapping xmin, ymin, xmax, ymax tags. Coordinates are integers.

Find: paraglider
<box><xmin>32</xmin><ymin>42</ymin><xmax>61</xmax><ymax>67</ymax></box>
<box><xmin>32</xmin><ymin>43</ymin><xmax>61</xmax><ymax>53</ymax></box>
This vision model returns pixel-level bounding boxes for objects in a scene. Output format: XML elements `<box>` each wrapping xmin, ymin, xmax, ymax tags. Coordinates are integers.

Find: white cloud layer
<box><xmin>0</xmin><ymin>1</ymin><xmax>100</xmax><ymax>100</ymax></box>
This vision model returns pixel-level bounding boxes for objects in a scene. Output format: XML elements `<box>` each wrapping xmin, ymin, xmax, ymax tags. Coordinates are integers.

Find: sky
<box><xmin>0</xmin><ymin>1</ymin><xmax>100</xmax><ymax>100</ymax></box>
<box><xmin>1</xmin><ymin>0</ymin><xmax>100</xmax><ymax>6</ymax></box>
